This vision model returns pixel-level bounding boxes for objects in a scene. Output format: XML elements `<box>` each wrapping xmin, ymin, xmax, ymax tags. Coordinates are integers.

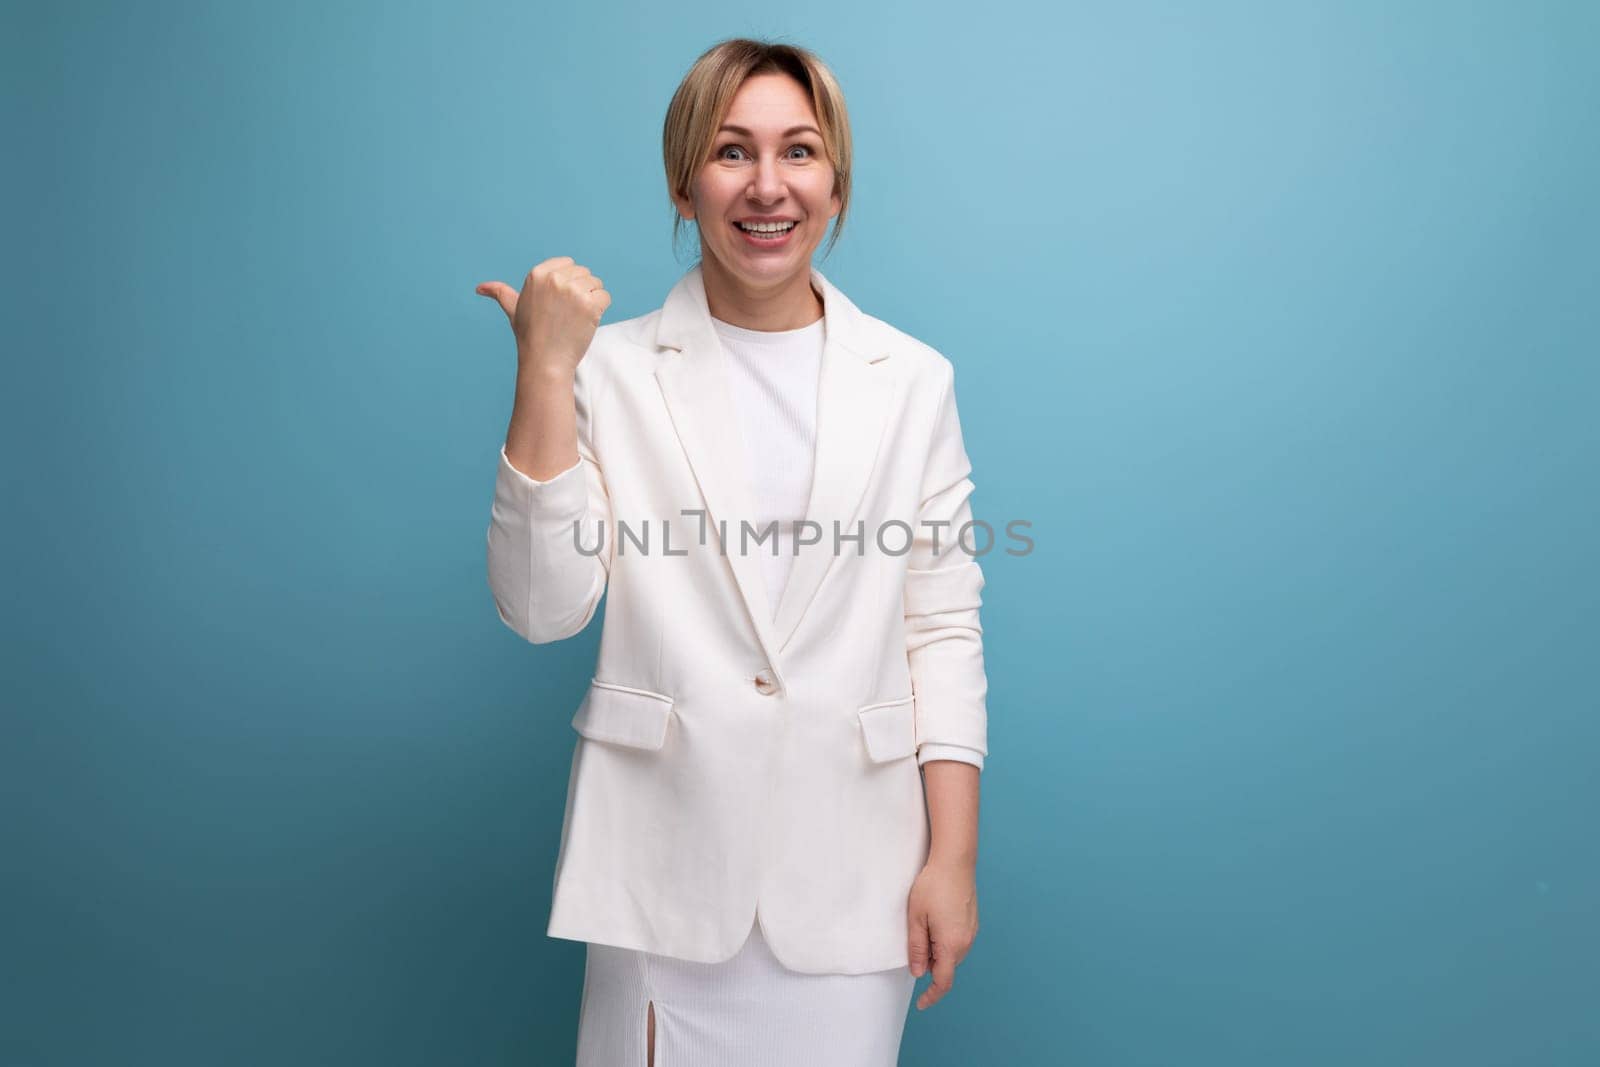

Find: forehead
<box><xmin>721</xmin><ymin>73</ymin><xmax>819</xmax><ymax>131</ymax></box>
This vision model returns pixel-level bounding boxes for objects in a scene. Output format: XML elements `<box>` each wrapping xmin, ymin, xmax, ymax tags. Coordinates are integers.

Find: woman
<box><xmin>476</xmin><ymin>38</ymin><xmax>987</xmax><ymax>1066</ymax></box>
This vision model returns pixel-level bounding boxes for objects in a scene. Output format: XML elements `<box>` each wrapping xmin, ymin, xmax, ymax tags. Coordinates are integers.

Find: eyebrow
<box><xmin>717</xmin><ymin>124</ymin><xmax>823</xmax><ymax>138</ymax></box>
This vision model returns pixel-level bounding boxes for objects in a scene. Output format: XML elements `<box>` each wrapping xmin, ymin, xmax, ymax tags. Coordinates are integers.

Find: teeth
<box><xmin>738</xmin><ymin>221</ymin><xmax>796</xmax><ymax>234</ymax></box>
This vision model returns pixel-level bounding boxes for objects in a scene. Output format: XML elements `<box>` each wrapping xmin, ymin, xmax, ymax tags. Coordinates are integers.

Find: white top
<box><xmin>710</xmin><ymin>313</ymin><xmax>825</xmax><ymax>616</ymax></box>
<box><xmin>711</xmin><ymin>313</ymin><xmax>982</xmax><ymax>772</ymax></box>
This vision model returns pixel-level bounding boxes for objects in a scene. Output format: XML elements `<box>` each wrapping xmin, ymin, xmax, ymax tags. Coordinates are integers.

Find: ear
<box><xmin>673</xmin><ymin>188</ymin><xmax>696</xmax><ymax>221</ymax></box>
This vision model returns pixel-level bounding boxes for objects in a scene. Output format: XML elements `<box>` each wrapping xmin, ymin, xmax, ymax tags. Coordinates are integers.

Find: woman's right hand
<box><xmin>475</xmin><ymin>257</ymin><xmax>612</xmax><ymax>377</ymax></box>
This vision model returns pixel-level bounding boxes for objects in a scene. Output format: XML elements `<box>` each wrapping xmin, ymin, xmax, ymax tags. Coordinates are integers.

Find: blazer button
<box><xmin>753</xmin><ymin>669</ymin><xmax>779</xmax><ymax>695</ymax></box>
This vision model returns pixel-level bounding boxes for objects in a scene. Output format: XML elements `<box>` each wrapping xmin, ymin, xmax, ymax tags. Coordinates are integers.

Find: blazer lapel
<box><xmin>653</xmin><ymin>264</ymin><xmax>894</xmax><ymax>671</ymax></box>
<box><xmin>769</xmin><ymin>272</ymin><xmax>894</xmax><ymax>652</ymax></box>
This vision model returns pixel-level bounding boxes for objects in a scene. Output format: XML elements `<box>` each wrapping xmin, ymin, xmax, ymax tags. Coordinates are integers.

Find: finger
<box><xmin>552</xmin><ymin>261</ymin><xmax>595</xmax><ymax>287</ymax></box>
<box><xmin>933</xmin><ymin>944</ymin><xmax>958</xmax><ymax>998</ymax></box>
<box><xmin>586</xmin><ymin>288</ymin><xmax>612</xmax><ymax>325</ymax></box>
<box><xmin>916</xmin><ymin>951</ymin><xmax>955</xmax><ymax>1010</ymax></box>
<box><xmin>906</xmin><ymin>912</ymin><xmax>930</xmax><ymax>978</ymax></box>
<box><xmin>531</xmin><ymin>255</ymin><xmax>576</xmax><ymax>280</ymax></box>
<box><xmin>562</xmin><ymin>268</ymin><xmax>604</xmax><ymax>295</ymax></box>
<box><xmin>474</xmin><ymin>281</ymin><xmax>517</xmax><ymax>317</ymax></box>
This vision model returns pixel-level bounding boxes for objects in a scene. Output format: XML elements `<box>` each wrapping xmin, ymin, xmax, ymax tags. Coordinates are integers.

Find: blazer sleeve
<box><xmin>904</xmin><ymin>361</ymin><xmax>990</xmax><ymax>765</ymax></box>
<box><xmin>485</xmin><ymin>359</ymin><xmax>614</xmax><ymax>644</ymax></box>
<box><xmin>917</xmin><ymin>742</ymin><xmax>986</xmax><ymax>771</ymax></box>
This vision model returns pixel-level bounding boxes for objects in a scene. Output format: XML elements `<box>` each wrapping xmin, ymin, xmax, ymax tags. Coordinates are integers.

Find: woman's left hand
<box><xmin>906</xmin><ymin>858</ymin><xmax>979</xmax><ymax>1009</ymax></box>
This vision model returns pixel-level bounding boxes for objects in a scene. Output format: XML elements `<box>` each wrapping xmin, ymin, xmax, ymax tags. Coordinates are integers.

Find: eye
<box><xmin>715</xmin><ymin>143</ymin><xmax>819</xmax><ymax>162</ymax></box>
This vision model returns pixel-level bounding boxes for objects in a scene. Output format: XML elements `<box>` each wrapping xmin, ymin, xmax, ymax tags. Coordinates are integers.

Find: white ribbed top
<box><xmin>710</xmin><ymin>313</ymin><xmax>825</xmax><ymax>619</ymax></box>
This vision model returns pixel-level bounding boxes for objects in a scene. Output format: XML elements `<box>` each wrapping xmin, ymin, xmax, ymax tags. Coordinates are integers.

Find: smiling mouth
<box><xmin>734</xmin><ymin>220</ymin><xmax>798</xmax><ymax>235</ymax></box>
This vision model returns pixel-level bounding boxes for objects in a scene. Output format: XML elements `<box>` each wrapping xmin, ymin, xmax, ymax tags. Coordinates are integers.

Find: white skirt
<box><xmin>575</xmin><ymin>913</ymin><xmax>917</xmax><ymax>1066</ymax></box>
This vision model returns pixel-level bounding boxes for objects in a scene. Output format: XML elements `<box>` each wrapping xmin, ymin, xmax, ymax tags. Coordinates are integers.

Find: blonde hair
<box><xmin>663</xmin><ymin>38</ymin><xmax>853</xmax><ymax>261</ymax></box>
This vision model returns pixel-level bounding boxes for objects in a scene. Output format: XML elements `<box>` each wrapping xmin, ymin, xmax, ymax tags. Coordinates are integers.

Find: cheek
<box><xmin>684</xmin><ymin>178</ymin><xmax>712</xmax><ymax>218</ymax></box>
<box><xmin>802</xmin><ymin>174</ymin><xmax>838</xmax><ymax>217</ymax></box>
<box><xmin>696</xmin><ymin>171</ymin><xmax>740</xmax><ymax>206</ymax></box>
<box><xmin>808</xmin><ymin>192</ymin><xmax>839</xmax><ymax>220</ymax></box>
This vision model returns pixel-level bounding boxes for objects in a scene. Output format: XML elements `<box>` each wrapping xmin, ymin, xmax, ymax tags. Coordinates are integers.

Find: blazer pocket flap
<box><xmin>857</xmin><ymin>695</ymin><xmax>917</xmax><ymax>763</ymax></box>
<box><xmin>572</xmin><ymin>679</ymin><xmax>674</xmax><ymax>750</ymax></box>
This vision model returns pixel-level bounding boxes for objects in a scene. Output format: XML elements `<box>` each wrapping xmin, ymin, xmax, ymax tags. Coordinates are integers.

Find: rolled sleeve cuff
<box><xmin>917</xmin><ymin>743</ymin><xmax>985</xmax><ymax>771</ymax></box>
<box><xmin>497</xmin><ymin>447</ymin><xmax>586</xmax><ymax>516</ymax></box>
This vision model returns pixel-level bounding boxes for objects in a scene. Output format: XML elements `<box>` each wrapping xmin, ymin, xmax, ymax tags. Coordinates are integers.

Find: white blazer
<box><xmin>486</xmin><ymin>263</ymin><xmax>989</xmax><ymax>975</ymax></box>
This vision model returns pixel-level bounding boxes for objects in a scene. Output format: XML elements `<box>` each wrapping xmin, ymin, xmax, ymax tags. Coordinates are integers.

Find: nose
<box><xmin>748</xmin><ymin>154</ymin><xmax>785</xmax><ymax>204</ymax></box>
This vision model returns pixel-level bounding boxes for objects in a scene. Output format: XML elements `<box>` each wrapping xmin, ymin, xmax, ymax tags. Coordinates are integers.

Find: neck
<box><xmin>701</xmin><ymin>256</ymin><xmax>824</xmax><ymax>331</ymax></box>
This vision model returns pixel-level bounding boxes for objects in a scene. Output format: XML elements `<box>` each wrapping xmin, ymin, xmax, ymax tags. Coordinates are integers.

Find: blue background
<box><xmin>6</xmin><ymin>1</ymin><xmax>1596</xmax><ymax>1064</ymax></box>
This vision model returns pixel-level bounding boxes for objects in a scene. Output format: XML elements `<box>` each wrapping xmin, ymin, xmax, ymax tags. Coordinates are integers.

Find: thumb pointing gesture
<box><xmin>474</xmin><ymin>280</ymin><xmax>518</xmax><ymax>321</ymax></box>
<box><xmin>474</xmin><ymin>257</ymin><xmax>610</xmax><ymax>379</ymax></box>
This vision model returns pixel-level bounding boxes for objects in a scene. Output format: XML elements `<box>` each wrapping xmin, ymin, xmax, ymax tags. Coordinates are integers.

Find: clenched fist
<box><xmin>475</xmin><ymin>257</ymin><xmax>612</xmax><ymax>377</ymax></box>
